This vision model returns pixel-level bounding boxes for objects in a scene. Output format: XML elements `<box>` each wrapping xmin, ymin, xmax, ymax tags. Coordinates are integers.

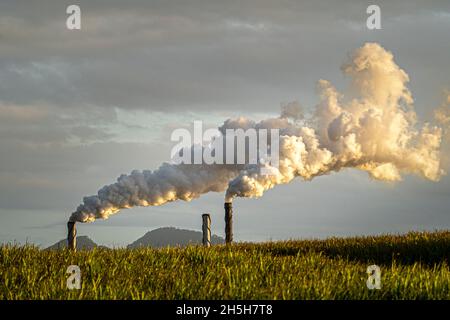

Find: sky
<box><xmin>0</xmin><ymin>0</ymin><xmax>449</xmax><ymax>248</ymax></box>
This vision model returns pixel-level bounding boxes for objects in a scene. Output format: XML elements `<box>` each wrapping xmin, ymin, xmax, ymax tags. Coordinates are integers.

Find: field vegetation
<box><xmin>1</xmin><ymin>231</ymin><xmax>449</xmax><ymax>299</ymax></box>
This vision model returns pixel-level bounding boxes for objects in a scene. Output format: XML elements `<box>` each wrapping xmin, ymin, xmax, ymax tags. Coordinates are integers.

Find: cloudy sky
<box><xmin>0</xmin><ymin>0</ymin><xmax>449</xmax><ymax>247</ymax></box>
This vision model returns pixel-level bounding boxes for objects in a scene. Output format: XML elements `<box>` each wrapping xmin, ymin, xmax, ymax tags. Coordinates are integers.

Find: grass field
<box><xmin>1</xmin><ymin>230</ymin><xmax>449</xmax><ymax>299</ymax></box>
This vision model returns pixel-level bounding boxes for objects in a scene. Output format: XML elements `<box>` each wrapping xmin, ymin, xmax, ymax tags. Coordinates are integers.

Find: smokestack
<box><xmin>67</xmin><ymin>221</ymin><xmax>77</xmax><ymax>251</ymax></box>
<box><xmin>224</xmin><ymin>202</ymin><xmax>233</xmax><ymax>244</ymax></box>
<box><xmin>202</xmin><ymin>214</ymin><xmax>211</xmax><ymax>247</ymax></box>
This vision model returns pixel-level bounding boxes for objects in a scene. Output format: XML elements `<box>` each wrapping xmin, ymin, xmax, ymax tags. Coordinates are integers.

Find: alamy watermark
<box><xmin>66</xmin><ymin>5</ymin><xmax>81</xmax><ymax>30</ymax></box>
<box><xmin>66</xmin><ymin>4</ymin><xmax>381</xmax><ymax>31</ymax></box>
<box><xmin>366</xmin><ymin>265</ymin><xmax>381</xmax><ymax>290</ymax></box>
<box><xmin>366</xmin><ymin>5</ymin><xmax>381</xmax><ymax>30</ymax></box>
<box><xmin>66</xmin><ymin>265</ymin><xmax>81</xmax><ymax>290</ymax></box>
<box><xmin>170</xmin><ymin>121</ymin><xmax>280</xmax><ymax>175</ymax></box>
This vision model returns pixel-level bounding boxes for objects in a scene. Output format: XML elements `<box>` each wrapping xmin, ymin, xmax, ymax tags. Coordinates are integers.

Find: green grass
<box><xmin>1</xmin><ymin>231</ymin><xmax>449</xmax><ymax>299</ymax></box>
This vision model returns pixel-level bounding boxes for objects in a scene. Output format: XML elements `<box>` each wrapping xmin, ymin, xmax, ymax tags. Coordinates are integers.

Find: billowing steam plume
<box><xmin>70</xmin><ymin>43</ymin><xmax>445</xmax><ymax>223</ymax></box>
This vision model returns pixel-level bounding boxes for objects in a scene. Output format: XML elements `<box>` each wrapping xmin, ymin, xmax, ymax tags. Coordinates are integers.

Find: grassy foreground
<box><xmin>1</xmin><ymin>231</ymin><xmax>449</xmax><ymax>299</ymax></box>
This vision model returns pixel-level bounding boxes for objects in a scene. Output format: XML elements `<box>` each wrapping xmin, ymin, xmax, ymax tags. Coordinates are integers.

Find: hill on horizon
<box><xmin>127</xmin><ymin>227</ymin><xmax>224</xmax><ymax>248</ymax></box>
<box><xmin>46</xmin><ymin>227</ymin><xmax>225</xmax><ymax>250</ymax></box>
<box><xmin>46</xmin><ymin>235</ymin><xmax>102</xmax><ymax>250</ymax></box>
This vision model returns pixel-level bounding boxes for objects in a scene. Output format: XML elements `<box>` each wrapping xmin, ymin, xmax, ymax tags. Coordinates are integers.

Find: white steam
<box><xmin>70</xmin><ymin>43</ymin><xmax>445</xmax><ymax>223</ymax></box>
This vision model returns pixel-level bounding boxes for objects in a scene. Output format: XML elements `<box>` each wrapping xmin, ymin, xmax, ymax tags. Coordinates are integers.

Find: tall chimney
<box><xmin>202</xmin><ymin>214</ymin><xmax>211</xmax><ymax>247</ymax></box>
<box><xmin>224</xmin><ymin>202</ymin><xmax>233</xmax><ymax>244</ymax></box>
<box><xmin>67</xmin><ymin>221</ymin><xmax>77</xmax><ymax>251</ymax></box>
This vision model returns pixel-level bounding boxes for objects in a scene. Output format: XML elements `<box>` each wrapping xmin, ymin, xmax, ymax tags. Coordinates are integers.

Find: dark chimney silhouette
<box><xmin>224</xmin><ymin>202</ymin><xmax>233</xmax><ymax>244</ymax></box>
<box><xmin>67</xmin><ymin>221</ymin><xmax>77</xmax><ymax>251</ymax></box>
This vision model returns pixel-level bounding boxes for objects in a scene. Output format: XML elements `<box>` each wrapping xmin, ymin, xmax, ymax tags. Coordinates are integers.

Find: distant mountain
<box><xmin>46</xmin><ymin>227</ymin><xmax>224</xmax><ymax>250</ymax></box>
<box><xmin>127</xmin><ymin>227</ymin><xmax>224</xmax><ymax>248</ymax></box>
<box><xmin>46</xmin><ymin>235</ymin><xmax>102</xmax><ymax>250</ymax></box>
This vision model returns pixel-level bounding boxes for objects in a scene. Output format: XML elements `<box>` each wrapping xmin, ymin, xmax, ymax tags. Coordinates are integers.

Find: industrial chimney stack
<box><xmin>224</xmin><ymin>202</ymin><xmax>233</xmax><ymax>244</ymax></box>
<box><xmin>67</xmin><ymin>221</ymin><xmax>77</xmax><ymax>251</ymax></box>
<box><xmin>202</xmin><ymin>214</ymin><xmax>211</xmax><ymax>247</ymax></box>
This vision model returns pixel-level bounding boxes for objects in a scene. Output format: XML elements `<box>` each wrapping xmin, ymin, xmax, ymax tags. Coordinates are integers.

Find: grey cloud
<box><xmin>0</xmin><ymin>140</ymin><xmax>168</xmax><ymax>211</ymax></box>
<box><xmin>0</xmin><ymin>0</ymin><xmax>448</xmax><ymax>112</ymax></box>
